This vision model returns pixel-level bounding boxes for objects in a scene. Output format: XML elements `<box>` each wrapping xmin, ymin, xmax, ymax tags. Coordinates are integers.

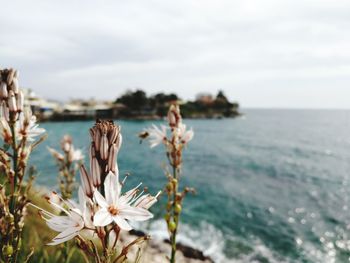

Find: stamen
<box><xmin>108</xmin><ymin>206</ymin><xmax>119</xmax><ymax>216</ymax></box>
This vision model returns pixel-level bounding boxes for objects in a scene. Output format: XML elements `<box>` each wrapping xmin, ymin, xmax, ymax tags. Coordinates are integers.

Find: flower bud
<box><xmin>115</xmin><ymin>133</ymin><xmax>122</xmax><ymax>154</ymax></box>
<box><xmin>47</xmin><ymin>147</ymin><xmax>64</xmax><ymax>161</ymax></box>
<box><xmin>6</xmin><ymin>69</ymin><xmax>15</xmax><ymax>84</ymax></box>
<box><xmin>172</xmin><ymin>178</ymin><xmax>178</xmax><ymax>186</ymax></box>
<box><xmin>0</xmin><ymin>82</ymin><xmax>8</xmax><ymax>99</ymax></box>
<box><xmin>167</xmin><ymin>104</ymin><xmax>181</xmax><ymax>128</ymax></box>
<box><xmin>108</xmin><ymin>143</ymin><xmax>117</xmax><ymax>172</ymax></box>
<box><xmin>80</xmin><ymin>165</ymin><xmax>93</xmax><ymax>198</ymax></box>
<box><xmin>94</xmin><ymin>129</ymin><xmax>101</xmax><ymax>152</ymax></box>
<box><xmin>168</xmin><ymin>221</ymin><xmax>176</xmax><ymax>232</ymax></box>
<box><xmin>89</xmin><ymin>144</ymin><xmax>96</xmax><ymax>159</ymax></box>
<box><xmin>166</xmin><ymin>182</ymin><xmax>173</xmax><ymax>192</ymax></box>
<box><xmin>68</xmin><ymin>147</ymin><xmax>74</xmax><ymax>163</ymax></box>
<box><xmin>100</xmin><ymin>134</ymin><xmax>109</xmax><ymax>160</ymax></box>
<box><xmin>108</xmin><ymin>126</ymin><xmax>119</xmax><ymax>144</ymax></box>
<box><xmin>8</xmin><ymin>91</ymin><xmax>17</xmax><ymax>112</ymax></box>
<box><xmin>11</xmin><ymin>78</ymin><xmax>19</xmax><ymax>94</ymax></box>
<box><xmin>174</xmin><ymin>204</ymin><xmax>182</xmax><ymax>214</ymax></box>
<box><xmin>5</xmin><ymin>214</ymin><xmax>14</xmax><ymax>223</ymax></box>
<box><xmin>16</xmin><ymin>90</ymin><xmax>24</xmax><ymax>112</ymax></box>
<box><xmin>91</xmin><ymin>157</ymin><xmax>101</xmax><ymax>187</ymax></box>
<box><xmin>1</xmin><ymin>105</ymin><xmax>9</xmax><ymax>122</ymax></box>
<box><xmin>61</xmin><ymin>135</ymin><xmax>72</xmax><ymax>152</ymax></box>
<box><xmin>2</xmin><ymin>245</ymin><xmax>13</xmax><ymax>257</ymax></box>
<box><xmin>14</xmin><ymin>70</ymin><xmax>19</xmax><ymax>79</ymax></box>
<box><xmin>164</xmin><ymin>213</ymin><xmax>170</xmax><ymax>221</ymax></box>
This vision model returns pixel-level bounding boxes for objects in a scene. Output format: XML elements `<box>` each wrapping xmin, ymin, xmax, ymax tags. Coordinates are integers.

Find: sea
<box><xmin>30</xmin><ymin>109</ymin><xmax>350</xmax><ymax>263</ymax></box>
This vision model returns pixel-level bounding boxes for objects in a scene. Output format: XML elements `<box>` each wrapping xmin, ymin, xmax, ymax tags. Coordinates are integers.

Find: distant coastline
<box><xmin>26</xmin><ymin>89</ymin><xmax>241</xmax><ymax>121</ymax></box>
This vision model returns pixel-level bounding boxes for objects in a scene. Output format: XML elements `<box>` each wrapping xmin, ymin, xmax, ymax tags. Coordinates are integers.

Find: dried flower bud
<box><xmin>0</xmin><ymin>82</ymin><xmax>8</xmax><ymax>99</ymax></box>
<box><xmin>8</xmin><ymin>90</ymin><xmax>17</xmax><ymax>112</ymax></box>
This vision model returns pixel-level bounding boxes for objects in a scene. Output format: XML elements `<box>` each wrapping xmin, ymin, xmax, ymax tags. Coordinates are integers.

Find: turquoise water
<box><xmin>31</xmin><ymin>110</ymin><xmax>350</xmax><ymax>263</ymax></box>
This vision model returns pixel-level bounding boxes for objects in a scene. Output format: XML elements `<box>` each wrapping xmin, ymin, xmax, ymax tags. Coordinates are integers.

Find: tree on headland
<box><xmin>116</xmin><ymin>89</ymin><xmax>148</xmax><ymax>112</ymax></box>
<box><xmin>114</xmin><ymin>89</ymin><xmax>240</xmax><ymax>118</ymax></box>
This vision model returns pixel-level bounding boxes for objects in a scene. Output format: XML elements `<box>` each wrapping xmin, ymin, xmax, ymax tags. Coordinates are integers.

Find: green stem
<box><xmin>9</xmin><ymin>120</ymin><xmax>20</xmax><ymax>263</ymax></box>
<box><xmin>9</xmin><ymin>121</ymin><xmax>18</xmax><ymax>213</ymax></box>
<box><xmin>170</xmin><ymin>165</ymin><xmax>178</xmax><ymax>263</ymax></box>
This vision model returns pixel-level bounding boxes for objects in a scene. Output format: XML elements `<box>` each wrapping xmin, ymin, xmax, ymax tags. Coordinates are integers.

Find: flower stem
<box><xmin>170</xmin><ymin>165</ymin><xmax>178</xmax><ymax>263</ymax></box>
<box><xmin>9</xmin><ymin>121</ymin><xmax>18</xmax><ymax>214</ymax></box>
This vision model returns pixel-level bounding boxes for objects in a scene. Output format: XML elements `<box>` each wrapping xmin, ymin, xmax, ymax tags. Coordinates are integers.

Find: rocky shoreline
<box><xmin>122</xmin><ymin>230</ymin><xmax>215</xmax><ymax>263</ymax></box>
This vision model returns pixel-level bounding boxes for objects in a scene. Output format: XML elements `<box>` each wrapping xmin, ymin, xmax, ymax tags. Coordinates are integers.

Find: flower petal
<box><xmin>93</xmin><ymin>190</ymin><xmax>108</xmax><ymax>208</ymax></box>
<box><xmin>104</xmin><ymin>171</ymin><xmax>120</xmax><ymax>205</ymax></box>
<box><xmin>48</xmin><ymin>227</ymin><xmax>79</xmax><ymax>245</ymax></box>
<box><xmin>119</xmin><ymin>206</ymin><xmax>153</xmax><ymax>221</ymax></box>
<box><xmin>113</xmin><ymin>216</ymin><xmax>132</xmax><ymax>231</ymax></box>
<box><xmin>93</xmin><ymin>208</ymin><xmax>113</xmax><ymax>226</ymax></box>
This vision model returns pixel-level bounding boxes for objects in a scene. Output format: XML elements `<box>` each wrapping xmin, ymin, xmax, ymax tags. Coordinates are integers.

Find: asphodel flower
<box><xmin>31</xmin><ymin>187</ymin><xmax>90</xmax><ymax>245</ymax></box>
<box><xmin>93</xmin><ymin>171</ymin><xmax>157</xmax><ymax>230</ymax></box>
<box><xmin>17</xmin><ymin>109</ymin><xmax>45</xmax><ymax>142</ymax></box>
<box><xmin>177</xmin><ymin>123</ymin><xmax>194</xmax><ymax>145</ymax></box>
<box><xmin>144</xmin><ymin>124</ymin><xmax>167</xmax><ymax>148</ymax></box>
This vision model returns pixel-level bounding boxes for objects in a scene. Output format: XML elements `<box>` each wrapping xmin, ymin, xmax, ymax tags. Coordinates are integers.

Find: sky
<box><xmin>1</xmin><ymin>0</ymin><xmax>350</xmax><ymax>108</ymax></box>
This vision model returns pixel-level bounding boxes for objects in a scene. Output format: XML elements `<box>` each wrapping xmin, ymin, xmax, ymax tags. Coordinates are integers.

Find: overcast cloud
<box><xmin>1</xmin><ymin>0</ymin><xmax>350</xmax><ymax>108</ymax></box>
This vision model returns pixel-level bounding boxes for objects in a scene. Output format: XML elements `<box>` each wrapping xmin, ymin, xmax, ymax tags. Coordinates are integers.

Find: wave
<box><xmin>133</xmin><ymin>219</ymin><xmax>289</xmax><ymax>263</ymax></box>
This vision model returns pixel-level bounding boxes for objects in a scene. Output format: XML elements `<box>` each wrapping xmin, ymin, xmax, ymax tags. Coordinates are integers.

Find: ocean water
<box><xmin>30</xmin><ymin>109</ymin><xmax>350</xmax><ymax>263</ymax></box>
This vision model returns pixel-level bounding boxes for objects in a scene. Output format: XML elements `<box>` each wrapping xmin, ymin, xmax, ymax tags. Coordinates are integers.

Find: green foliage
<box><xmin>19</xmin><ymin>191</ymin><xmax>86</xmax><ymax>263</ymax></box>
<box><xmin>114</xmin><ymin>89</ymin><xmax>240</xmax><ymax>118</ymax></box>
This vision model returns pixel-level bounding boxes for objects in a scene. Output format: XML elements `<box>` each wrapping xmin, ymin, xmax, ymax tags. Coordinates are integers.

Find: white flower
<box><xmin>31</xmin><ymin>188</ymin><xmax>88</xmax><ymax>245</ymax></box>
<box><xmin>17</xmin><ymin>109</ymin><xmax>45</xmax><ymax>142</ymax></box>
<box><xmin>93</xmin><ymin>171</ymin><xmax>154</xmax><ymax>230</ymax></box>
<box><xmin>134</xmin><ymin>191</ymin><xmax>161</xmax><ymax>209</ymax></box>
<box><xmin>146</xmin><ymin>124</ymin><xmax>167</xmax><ymax>148</ymax></box>
<box><xmin>177</xmin><ymin>123</ymin><xmax>194</xmax><ymax>145</ymax></box>
<box><xmin>72</xmin><ymin>149</ymin><xmax>84</xmax><ymax>161</ymax></box>
<box><xmin>0</xmin><ymin>117</ymin><xmax>11</xmax><ymax>142</ymax></box>
<box><xmin>68</xmin><ymin>146</ymin><xmax>84</xmax><ymax>162</ymax></box>
<box><xmin>47</xmin><ymin>147</ymin><xmax>64</xmax><ymax>161</ymax></box>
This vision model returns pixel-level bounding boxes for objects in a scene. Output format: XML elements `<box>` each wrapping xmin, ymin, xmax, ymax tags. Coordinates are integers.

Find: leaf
<box><xmin>24</xmin><ymin>247</ymin><xmax>34</xmax><ymax>263</ymax></box>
